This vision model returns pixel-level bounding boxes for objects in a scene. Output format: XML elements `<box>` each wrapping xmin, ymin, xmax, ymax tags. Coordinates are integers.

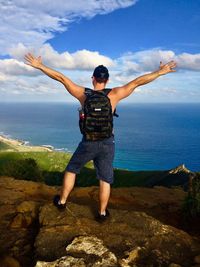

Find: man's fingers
<box><xmin>24</xmin><ymin>54</ymin><xmax>33</xmax><ymax>62</ymax></box>
<box><xmin>160</xmin><ymin>60</ymin><xmax>177</xmax><ymax>70</ymax></box>
<box><xmin>24</xmin><ymin>55</ymin><xmax>30</xmax><ymax>60</ymax></box>
<box><xmin>28</xmin><ymin>53</ymin><xmax>34</xmax><ymax>59</ymax></box>
<box><xmin>160</xmin><ymin>61</ymin><xmax>164</xmax><ymax>68</ymax></box>
<box><xmin>164</xmin><ymin>61</ymin><xmax>177</xmax><ymax>71</ymax></box>
<box><xmin>170</xmin><ymin>63</ymin><xmax>177</xmax><ymax>69</ymax></box>
<box><xmin>168</xmin><ymin>60</ymin><xmax>177</xmax><ymax>67</ymax></box>
<box><xmin>169</xmin><ymin>61</ymin><xmax>176</xmax><ymax>67</ymax></box>
<box><xmin>24</xmin><ymin>53</ymin><xmax>35</xmax><ymax>62</ymax></box>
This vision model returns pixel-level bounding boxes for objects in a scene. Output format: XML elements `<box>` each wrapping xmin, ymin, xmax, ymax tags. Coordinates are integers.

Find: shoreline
<box><xmin>0</xmin><ymin>133</ymin><xmax>199</xmax><ymax>173</ymax></box>
<box><xmin>0</xmin><ymin>134</ymin><xmax>53</xmax><ymax>152</ymax></box>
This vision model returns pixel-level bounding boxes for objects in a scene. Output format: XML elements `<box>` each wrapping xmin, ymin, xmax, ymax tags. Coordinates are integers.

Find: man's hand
<box><xmin>24</xmin><ymin>52</ymin><xmax>85</xmax><ymax>103</ymax></box>
<box><xmin>158</xmin><ymin>60</ymin><xmax>177</xmax><ymax>75</ymax></box>
<box><xmin>24</xmin><ymin>53</ymin><xmax>43</xmax><ymax>69</ymax></box>
<box><xmin>110</xmin><ymin>60</ymin><xmax>177</xmax><ymax>103</ymax></box>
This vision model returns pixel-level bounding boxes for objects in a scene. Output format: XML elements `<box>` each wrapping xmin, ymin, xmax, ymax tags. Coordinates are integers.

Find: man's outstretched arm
<box><xmin>111</xmin><ymin>61</ymin><xmax>177</xmax><ymax>102</ymax></box>
<box><xmin>24</xmin><ymin>53</ymin><xmax>85</xmax><ymax>101</ymax></box>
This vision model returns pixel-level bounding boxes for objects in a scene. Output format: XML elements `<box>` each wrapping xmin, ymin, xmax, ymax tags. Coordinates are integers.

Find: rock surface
<box><xmin>145</xmin><ymin>164</ymin><xmax>193</xmax><ymax>188</ymax></box>
<box><xmin>169</xmin><ymin>164</ymin><xmax>191</xmax><ymax>174</ymax></box>
<box><xmin>35</xmin><ymin>201</ymin><xmax>200</xmax><ymax>267</ymax></box>
<box><xmin>35</xmin><ymin>256</ymin><xmax>86</xmax><ymax>267</ymax></box>
<box><xmin>168</xmin><ymin>264</ymin><xmax>182</xmax><ymax>267</ymax></box>
<box><xmin>66</xmin><ymin>235</ymin><xmax>117</xmax><ymax>266</ymax></box>
<box><xmin>0</xmin><ymin>176</ymin><xmax>200</xmax><ymax>267</ymax></box>
<box><xmin>194</xmin><ymin>255</ymin><xmax>200</xmax><ymax>264</ymax></box>
<box><xmin>0</xmin><ymin>177</ymin><xmax>57</xmax><ymax>267</ymax></box>
<box><xmin>0</xmin><ymin>255</ymin><xmax>21</xmax><ymax>267</ymax></box>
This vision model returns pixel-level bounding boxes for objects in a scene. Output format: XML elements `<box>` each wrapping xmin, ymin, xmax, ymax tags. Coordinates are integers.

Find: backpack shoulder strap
<box><xmin>103</xmin><ymin>88</ymin><xmax>119</xmax><ymax>117</ymax></box>
<box><xmin>85</xmin><ymin>88</ymin><xmax>111</xmax><ymax>96</ymax></box>
<box><xmin>84</xmin><ymin>87</ymin><xmax>93</xmax><ymax>96</ymax></box>
<box><xmin>102</xmin><ymin>88</ymin><xmax>112</xmax><ymax>96</ymax></box>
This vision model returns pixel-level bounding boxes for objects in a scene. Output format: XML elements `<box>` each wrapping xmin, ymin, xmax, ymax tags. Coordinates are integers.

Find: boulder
<box><xmin>10</xmin><ymin>213</ymin><xmax>33</xmax><ymax>228</ymax></box>
<box><xmin>35</xmin><ymin>202</ymin><xmax>200</xmax><ymax>267</ymax></box>
<box><xmin>35</xmin><ymin>256</ymin><xmax>85</xmax><ymax>267</ymax></box>
<box><xmin>16</xmin><ymin>200</ymin><xmax>40</xmax><ymax>216</ymax></box>
<box><xmin>168</xmin><ymin>264</ymin><xmax>182</xmax><ymax>267</ymax></box>
<box><xmin>194</xmin><ymin>255</ymin><xmax>200</xmax><ymax>264</ymax></box>
<box><xmin>119</xmin><ymin>246</ymin><xmax>141</xmax><ymax>266</ymax></box>
<box><xmin>0</xmin><ymin>177</ymin><xmax>199</xmax><ymax>267</ymax></box>
<box><xmin>10</xmin><ymin>200</ymin><xmax>41</xmax><ymax>228</ymax></box>
<box><xmin>66</xmin><ymin>235</ymin><xmax>117</xmax><ymax>266</ymax></box>
<box><xmin>0</xmin><ymin>255</ymin><xmax>21</xmax><ymax>267</ymax></box>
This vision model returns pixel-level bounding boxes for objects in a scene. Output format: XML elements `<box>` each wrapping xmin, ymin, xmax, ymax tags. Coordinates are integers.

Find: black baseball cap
<box><xmin>93</xmin><ymin>65</ymin><xmax>109</xmax><ymax>80</ymax></box>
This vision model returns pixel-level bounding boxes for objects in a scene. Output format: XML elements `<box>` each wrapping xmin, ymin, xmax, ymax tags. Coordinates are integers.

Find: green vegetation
<box><xmin>0</xmin><ymin>141</ymin><xmax>13</xmax><ymax>150</ymax></box>
<box><xmin>0</xmin><ymin>150</ymin><xmax>160</xmax><ymax>187</ymax></box>
<box><xmin>183</xmin><ymin>173</ymin><xmax>200</xmax><ymax>218</ymax></box>
<box><xmin>1</xmin><ymin>158</ymin><xmax>43</xmax><ymax>182</ymax></box>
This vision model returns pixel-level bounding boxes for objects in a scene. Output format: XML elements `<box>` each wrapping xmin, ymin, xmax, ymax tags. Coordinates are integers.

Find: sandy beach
<box><xmin>0</xmin><ymin>134</ymin><xmax>53</xmax><ymax>152</ymax></box>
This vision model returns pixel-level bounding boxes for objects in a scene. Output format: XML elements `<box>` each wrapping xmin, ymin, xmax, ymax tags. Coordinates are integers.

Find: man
<box><xmin>25</xmin><ymin>53</ymin><xmax>176</xmax><ymax>221</ymax></box>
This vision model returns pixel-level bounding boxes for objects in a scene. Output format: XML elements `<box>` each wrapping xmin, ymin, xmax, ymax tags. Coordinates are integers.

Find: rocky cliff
<box><xmin>0</xmin><ymin>176</ymin><xmax>200</xmax><ymax>267</ymax></box>
<box><xmin>144</xmin><ymin>164</ymin><xmax>194</xmax><ymax>188</ymax></box>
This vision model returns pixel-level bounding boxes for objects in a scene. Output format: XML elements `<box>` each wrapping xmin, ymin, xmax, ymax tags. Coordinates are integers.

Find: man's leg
<box><xmin>54</xmin><ymin>140</ymin><xmax>96</xmax><ymax>209</ymax></box>
<box><xmin>99</xmin><ymin>179</ymin><xmax>111</xmax><ymax>214</ymax></box>
<box><xmin>60</xmin><ymin>171</ymin><xmax>76</xmax><ymax>204</ymax></box>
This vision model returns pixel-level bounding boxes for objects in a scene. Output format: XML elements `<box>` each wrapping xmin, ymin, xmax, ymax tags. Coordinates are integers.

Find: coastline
<box><xmin>0</xmin><ymin>102</ymin><xmax>200</xmax><ymax>171</ymax></box>
<box><xmin>0</xmin><ymin>134</ymin><xmax>53</xmax><ymax>152</ymax></box>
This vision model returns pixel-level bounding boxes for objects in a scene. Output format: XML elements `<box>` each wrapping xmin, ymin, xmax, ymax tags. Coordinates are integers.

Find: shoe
<box><xmin>95</xmin><ymin>209</ymin><xmax>110</xmax><ymax>223</ymax></box>
<box><xmin>53</xmin><ymin>195</ymin><xmax>66</xmax><ymax>211</ymax></box>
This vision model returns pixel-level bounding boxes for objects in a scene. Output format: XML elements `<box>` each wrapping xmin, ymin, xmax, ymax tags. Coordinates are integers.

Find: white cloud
<box><xmin>1</xmin><ymin>46</ymin><xmax>200</xmax><ymax>103</ymax></box>
<box><xmin>0</xmin><ymin>73</ymin><xmax>9</xmax><ymax>82</ymax></box>
<box><xmin>0</xmin><ymin>75</ymin><xmax>64</xmax><ymax>97</ymax></box>
<box><xmin>117</xmin><ymin>49</ymin><xmax>175</xmax><ymax>74</ymax></box>
<box><xmin>2</xmin><ymin>47</ymin><xmax>200</xmax><ymax>81</ymax></box>
<box><xmin>134</xmin><ymin>86</ymin><xmax>177</xmax><ymax>95</ymax></box>
<box><xmin>0</xmin><ymin>0</ymin><xmax>137</xmax><ymax>55</ymax></box>
<box><xmin>10</xmin><ymin>43</ymin><xmax>115</xmax><ymax>70</ymax></box>
<box><xmin>176</xmin><ymin>53</ymin><xmax>200</xmax><ymax>71</ymax></box>
<box><xmin>116</xmin><ymin>49</ymin><xmax>200</xmax><ymax>75</ymax></box>
<box><xmin>0</xmin><ymin>58</ymin><xmax>38</xmax><ymax>76</ymax></box>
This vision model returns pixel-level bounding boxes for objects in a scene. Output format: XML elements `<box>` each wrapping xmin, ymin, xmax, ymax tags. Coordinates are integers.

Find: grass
<box><xmin>0</xmin><ymin>141</ymin><xmax>13</xmax><ymax>150</ymax></box>
<box><xmin>1</xmin><ymin>144</ymin><xmax>199</xmax><ymax>222</ymax></box>
<box><xmin>0</xmin><ymin>150</ymin><xmax>160</xmax><ymax>187</ymax></box>
<box><xmin>0</xmin><ymin>151</ymin><xmax>94</xmax><ymax>170</ymax></box>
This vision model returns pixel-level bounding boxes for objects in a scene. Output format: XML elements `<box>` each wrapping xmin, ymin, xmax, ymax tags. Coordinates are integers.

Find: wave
<box><xmin>41</xmin><ymin>144</ymin><xmax>55</xmax><ymax>150</ymax></box>
<box><xmin>0</xmin><ymin>131</ymin><xmax>12</xmax><ymax>140</ymax></box>
<box><xmin>54</xmin><ymin>147</ymin><xmax>71</xmax><ymax>152</ymax></box>
<box><xmin>0</xmin><ymin>131</ymin><xmax>71</xmax><ymax>153</ymax></box>
<box><xmin>21</xmin><ymin>141</ymin><xmax>30</xmax><ymax>146</ymax></box>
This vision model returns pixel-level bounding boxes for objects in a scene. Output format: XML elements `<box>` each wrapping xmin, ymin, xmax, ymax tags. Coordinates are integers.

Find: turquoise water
<box><xmin>0</xmin><ymin>102</ymin><xmax>199</xmax><ymax>171</ymax></box>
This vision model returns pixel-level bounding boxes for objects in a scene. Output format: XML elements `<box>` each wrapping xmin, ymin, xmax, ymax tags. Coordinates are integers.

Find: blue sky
<box><xmin>50</xmin><ymin>0</ymin><xmax>200</xmax><ymax>56</ymax></box>
<box><xmin>0</xmin><ymin>0</ymin><xmax>200</xmax><ymax>103</ymax></box>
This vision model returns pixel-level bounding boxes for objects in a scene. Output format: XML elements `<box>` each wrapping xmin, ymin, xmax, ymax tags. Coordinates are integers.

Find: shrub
<box><xmin>0</xmin><ymin>158</ymin><xmax>44</xmax><ymax>182</ymax></box>
<box><xmin>183</xmin><ymin>173</ymin><xmax>200</xmax><ymax>218</ymax></box>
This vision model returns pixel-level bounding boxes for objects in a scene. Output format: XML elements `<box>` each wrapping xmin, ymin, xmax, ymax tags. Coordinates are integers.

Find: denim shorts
<box><xmin>65</xmin><ymin>135</ymin><xmax>115</xmax><ymax>184</ymax></box>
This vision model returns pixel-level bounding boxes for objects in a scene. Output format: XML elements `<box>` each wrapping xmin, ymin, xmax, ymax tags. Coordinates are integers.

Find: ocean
<box><xmin>0</xmin><ymin>102</ymin><xmax>199</xmax><ymax>171</ymax></box>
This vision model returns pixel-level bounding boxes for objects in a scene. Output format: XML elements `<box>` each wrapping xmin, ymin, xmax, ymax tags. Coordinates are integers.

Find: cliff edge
<box><xmin>0</xmin><ymin>176</ymin><xmax>200</xmax><ymax>267</ymax></box>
